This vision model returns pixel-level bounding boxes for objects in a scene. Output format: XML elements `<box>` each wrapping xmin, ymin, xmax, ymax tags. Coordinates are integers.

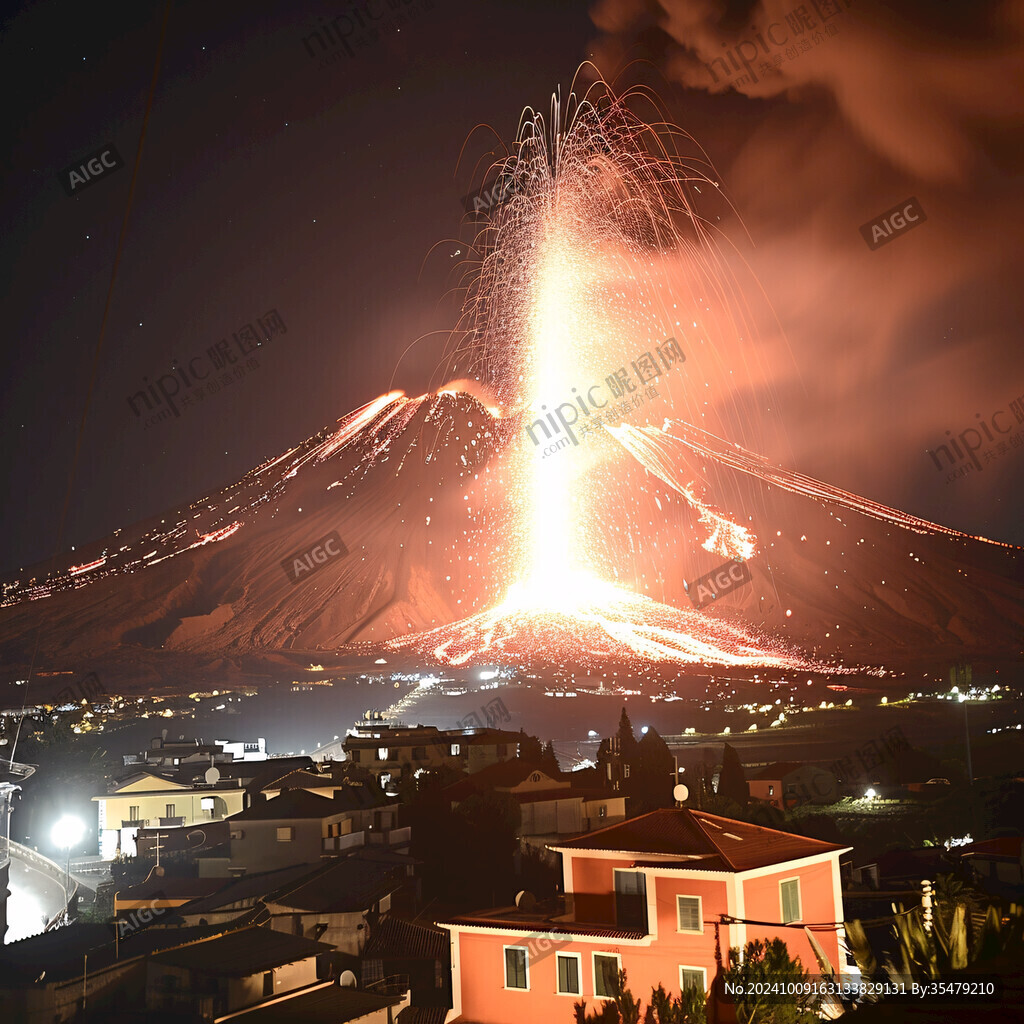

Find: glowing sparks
<box><xmin>386</xmin><ymin>571</ymin><xmax>839</xmax><ymax>672</ymax></box>
<box><xmin>69</xmin><ymin>557</ymin><xmax>106</xmax><ymax>577</ymax></box>
<box><xmin>387</xmin><ymin>81</ymin><xmax>825</xmax><ymax>671</ymax></box>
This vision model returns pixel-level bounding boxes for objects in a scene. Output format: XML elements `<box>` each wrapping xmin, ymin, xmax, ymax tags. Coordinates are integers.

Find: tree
<box><xmin>456</xmin><ymin>790</ymin><xmax>521</xmax><ymax>844</ymax></box>
<box><xmin>572</xmin><ymin>972</ymin><xmax>705</xmax><ymax>1024</ymax></box>
<box><xmin>723</xmin><ymin>939</ymin><xmax>819</xmax><ymax>1024</ymax></box>
<box><xmin>717</xmin><ymin>743</ymin><xmax>748</xmax><ymax>807</ymax></box>
<box><xmin>541</xmin><ymin>740</ymin><xmax>561</xmax><ymax>776</ymax></box>
<box><xmin>645</xmin><ymin>982</ymin><xmax>706</xmax><ymax>1023</ymax></box>
<box><xmin>616</xmin><ymin>707</ymin><xmax>639</xmax><ymax>763</ymax></box>
<box><xmin>574</xmin><ymin>969</ymin><xmax>640</xmax><ymax>1023</ymax></box>
<box><xmin>518</xmin><ymin>730</ymin><xmax>544</xmax><ymax>763</ymax></box>
<box><xmin>634</xmin><ymin>728</ymin><xmax>675</xmax><ymax>812</ymax></box>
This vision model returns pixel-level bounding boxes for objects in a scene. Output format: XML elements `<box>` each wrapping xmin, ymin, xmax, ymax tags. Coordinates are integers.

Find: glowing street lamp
<box><xmin>51</xmin><ymin>815</ymin><xmax>85</xmax><ymax>912</ymax></box>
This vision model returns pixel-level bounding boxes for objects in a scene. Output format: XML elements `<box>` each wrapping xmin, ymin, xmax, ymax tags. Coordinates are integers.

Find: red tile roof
<box><xmin>439</xmin><ymin>912</ymin><xmax>645</xmax><ymax>941</ymax></box>
<box><xmin>550</xmin><ymin>808</ymin><xmax>848</xmax><ymax>871</ymax></box>
<box><xmin>443</xmin><ymin>760</ymin><xmax>563</xmax><ymax>800</ymax></box>
<box><xmin>960</xmin><ymin>836</ymin><xmax>1022</xmax><ymax>858</ymax></box>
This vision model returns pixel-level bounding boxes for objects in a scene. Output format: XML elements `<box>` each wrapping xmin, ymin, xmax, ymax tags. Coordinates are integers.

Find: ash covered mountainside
<box><xmin>0</xmin><ymin>390</ymin><xmax>1020</xmax><ymax>687</ymax></box>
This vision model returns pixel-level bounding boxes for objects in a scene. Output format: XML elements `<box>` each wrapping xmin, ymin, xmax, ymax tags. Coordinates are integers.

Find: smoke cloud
<box><xmin>586</xmin><ymin>0</ymin><xmax>1024</xmax><ymax>544</ymax></box>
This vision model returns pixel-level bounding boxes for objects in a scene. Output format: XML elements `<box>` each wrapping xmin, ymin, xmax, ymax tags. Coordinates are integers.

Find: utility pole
<box><xmin>152</xmin><ymin>831</ymin><xmax>169</xmax><ymax>868</ymax></box>
<box><xmin>953</xmin><ymin>663</ymin><xmax>973</xmax><ymax>783</ymax></box>
<box><xmin>963</xmin><ymin>698</ymin><xmax>973</xmax><ymax>783</ymax></box>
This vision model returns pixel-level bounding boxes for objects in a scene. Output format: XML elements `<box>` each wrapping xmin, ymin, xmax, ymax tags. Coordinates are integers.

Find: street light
<box><xmin>51</xmin><ymin>815</ymin><xmax>85</xmax><ymax>918</ymax></box>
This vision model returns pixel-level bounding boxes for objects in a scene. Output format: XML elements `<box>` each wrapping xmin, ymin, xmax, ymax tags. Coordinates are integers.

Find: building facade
<box><xmin>440</xmin><ymin>808</ymin><xmax>849</xmax><ymax>1024</ymax></box>
<box><xmin>343</xmin><ymin>723</ymin><xmax>520</xmax><ymax>784</ymax></box>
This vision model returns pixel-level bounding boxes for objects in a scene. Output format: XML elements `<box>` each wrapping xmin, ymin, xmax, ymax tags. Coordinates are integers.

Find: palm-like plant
<box><xmin>846</xmin><ymin>896</ymin><xmax>1023</xmax><ymax>986</ymax></box>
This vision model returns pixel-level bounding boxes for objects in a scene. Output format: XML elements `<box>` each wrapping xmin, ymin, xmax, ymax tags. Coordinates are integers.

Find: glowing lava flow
<box><xmin>615</xmin><ymin>420</ymin><xmax>1017</xmax><ymax>550</ymax></box>
<box><xmin>385</xmin><ymin>571</ymin><xmax>836</xmax><ymax>671</ymax></box>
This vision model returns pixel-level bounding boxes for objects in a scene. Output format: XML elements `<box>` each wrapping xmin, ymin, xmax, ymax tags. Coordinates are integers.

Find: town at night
<box><xmin>0</xmin><ymin>1</ymin><xmax>1021</xmax><ymax>1021</ymax></box>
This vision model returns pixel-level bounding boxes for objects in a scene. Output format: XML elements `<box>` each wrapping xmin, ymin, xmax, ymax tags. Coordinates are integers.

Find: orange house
<box><xmin>439</xmin><ymin>808</ymin><xmax>850</xmax><ymax>1023</ymax></box>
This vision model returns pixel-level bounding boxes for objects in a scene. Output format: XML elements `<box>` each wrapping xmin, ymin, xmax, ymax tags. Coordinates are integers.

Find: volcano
<box><xmin>0</xmin><ymin>389</ymin><xmax>1020</xmax><ymax>694</ymax></box>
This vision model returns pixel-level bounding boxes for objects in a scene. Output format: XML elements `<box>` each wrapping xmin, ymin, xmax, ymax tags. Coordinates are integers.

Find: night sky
<box><xmin>2</xmin><ymin>0</ymin><xmax>1022</xmax><ymax>580</ymax></box>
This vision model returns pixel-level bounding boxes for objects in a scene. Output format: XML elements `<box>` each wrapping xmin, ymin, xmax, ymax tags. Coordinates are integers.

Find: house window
<box><xmin>276</xmin><ymin>826</ymin><xmax>295</xmax><ymax>842</ymax></box>
<box><xmin>450</xmin><ymin>743</ymin><xmax>461</xmax><ymax>756</ymax></box>
<box><xmin>165</xmin><ymin>804</ymin><xmax>176</xmax><ymax>819</ymax></box>
<box><xmin>614</xmin><ymin>870</ymin><xmax>648</xmax><ymax>932</ymax></box>
<box><xmin>677</xmin><ymin>895</ymin><xmax>703</xmax><ymax>933</ymax></box>
<box><xmin>497</xmin><ymin>743</ymin><xmax>508</xmax><ymax>757</ymax></box>
<box><xmin>593</xmin><ymin>953</ymin><xmax>621</xmax><ymax>998</ymax></box>
<box><xmin>679</xmin><ymin>966</ymin><xmax>707</xmax><ymax>992</ymax></box>
<box><xmin>263</xmin><ymin>971</ymin><xmax>273</xmax><ymax>997</ymax></box>
<box><xmin>128</xmin><ymin>805</ymin><xmax>140</xmax><ymax>822</ymax></box>
<box><xmin>377</xmin><ymin>747</ymin><xmax>389</xmax><ymax>761</ymax></box>
<box><xmin>504</xmin><ymin>946</ymin><xmax>528</xmax><ymax>990</ymax></box>
<box><xmin>556</xmin><ymin>952</ymin><xmax>581</xmax><ymax>995</ymax></box>
<box><xmin>780</xmin><ymin>877</ymin><xmax>802</xmax><ymax>923</ymax></box>
<box><xmin>413</xmin><ymin>746</ymin><xmax>426</xmax><ymax>760</ymax></box>
<box><xmin>350</xmin><ymin>750</ymin><xmax>361</xmax><ymax>763</ymax></box>
<box><xmin>768</xmin><ymin>784</ymin><xmax>775</xmax><ymax>796</ymax></box>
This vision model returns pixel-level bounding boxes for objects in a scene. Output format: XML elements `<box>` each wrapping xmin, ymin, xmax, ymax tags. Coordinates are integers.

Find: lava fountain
<box><xmin>392</xmin><ymin>78</ymin><xmax>843</xmax><ymax>673</ymax></box>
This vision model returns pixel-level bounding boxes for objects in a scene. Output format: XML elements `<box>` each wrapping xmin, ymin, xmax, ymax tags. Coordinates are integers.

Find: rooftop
<box><xmin>174</xmin><ymin>863</ymin><xmax>319</xmax><ymax>918</ymax></box>
<box><xmin>0</xmin><ymin>923</ymin><xmax>224</xmax><ymax>985</ymax></box>
<box><xmin>150</xmin><ymin>925</ymin><xmax>332</xmax><ymax>976</ymax></box>
<box><xmin>225</xmin><ymin>981</ymin><xmax>402</xmax><ymax>1023</ymax></box>
<box><xmin>115</xmin><ymin>876</ymin><xmax>228</xmax><ymax>902</ymax></box>
<box><xmin>959</xmin><ymin>836</ymin><xmax>1022</xmax><ymax>859</ymax></box>
<box><xmin>364</xmin><ymin>915</ymin><xmax>449</xmax><ymax>960</ymax></box>
<box><xmin>263</xmin><ymin>857</ymin><xmax>403</xmax><ymax>914</ymax></box>
<box><xmin>550</xmin><ymin>808</ymin><xmax>849</xmax><ymax>872</ymax></box>
<box><xmin>229</xmin><ymin>788</ymin><xmax>383</xmax><ymax>823</ymax></box>
<box><xmin>442</xmin><ymin>759</ymin><xmax>564</xmax><ymax>800</ymax></box>
<box><xmin>747</xmin><ymin>762</ymin><xmax>807</xmax><ymax>780</ymax></box>
<box><xmin>440</xmin><ymin>900</ymin><xmax>646</xmax><ymax>942</ymax></box>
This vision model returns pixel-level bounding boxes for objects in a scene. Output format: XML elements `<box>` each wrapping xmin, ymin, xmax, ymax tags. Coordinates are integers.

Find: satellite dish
<box><xmin>205</xmin><ymin>767</ymin><xmax>221</xmax><ymax>785</ymax></box>
<box><xmin>515</xmin><ymin>890</ymin><xmax>537</xmax><ymax>911</ymax></box>
<box><xmin>340</xmin><ymin>970</ymin><xmax>357</xmax><ymax>988</ymax></box>
<box><xmin>673</xmin><ymin>784</ymin><xmax>689</xmax><ymax>804</ymax></box>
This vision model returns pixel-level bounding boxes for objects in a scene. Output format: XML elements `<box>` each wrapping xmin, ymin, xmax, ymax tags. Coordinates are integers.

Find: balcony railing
<box><xmin>323</xmin><ymin>832</ymin><xmax>365</xmax><ymax>853</ymax></box>
<box><xmin>322</xmin><ymin>825</ymin><xmax>411</xmax><ymax>854</ymax></box>
<box><xmin>368</xmin><ymin>826</ymin><xmax>411</xmax><ymax>846</ymax></box>
<box><xmin>365</xmin><ymin>974</ymin><xmax>409</xmax><ymax>997</ymax></box>
<box><xmin>159</xmin><ymin>816</ymin><xmax>185</xmax><ymax>827</ymax></box>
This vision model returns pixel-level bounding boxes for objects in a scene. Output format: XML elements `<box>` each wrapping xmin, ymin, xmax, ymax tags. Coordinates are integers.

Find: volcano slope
<box><xmin>0</xmin><ymin>390</ymin><xmax>1020</xmax><ymax>691</ymax></box>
